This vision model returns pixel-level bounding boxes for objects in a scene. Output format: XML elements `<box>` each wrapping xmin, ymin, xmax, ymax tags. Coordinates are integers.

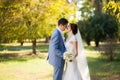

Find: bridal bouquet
<box><xmin>63</xmin><ymin>51</ymin><xmax>73</xmax><ymax>62</ymax></box>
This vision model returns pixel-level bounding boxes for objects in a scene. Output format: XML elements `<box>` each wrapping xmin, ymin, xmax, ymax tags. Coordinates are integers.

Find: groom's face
<box><xmin>61</xmin><ymin>24</ymin><xmax>68</xmax><ymax>31</ymax></box>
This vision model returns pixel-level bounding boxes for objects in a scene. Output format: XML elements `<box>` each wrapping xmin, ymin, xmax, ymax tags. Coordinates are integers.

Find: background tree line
<box><xmin>77</xmin><ymin>0</ymin><xmax>120</xmax><ymax>60</ymax></box>
<box><xmin>0</xmin><ymin>0</ymin><xmax>76</xmax><ymax>54</ymax></box>
<box><xmin>78</xmin><ymin>0</ymin><xmax>120</xmax><ymax>47</ymax></box>
<box><xmin>0</xmin><ymin>0</ymin><xmax>120</xmax><ymax>60</ymax></box>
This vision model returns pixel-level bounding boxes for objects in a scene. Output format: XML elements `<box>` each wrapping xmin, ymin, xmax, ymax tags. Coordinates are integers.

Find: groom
<box><xmin>47</xmin><ymin>18</ymin><xmax>68</xmax><ymax>80</ymax></box>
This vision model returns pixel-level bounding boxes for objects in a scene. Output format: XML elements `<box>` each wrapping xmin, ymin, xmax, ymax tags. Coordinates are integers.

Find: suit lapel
<box><xmin>56</xmin><ymin>29</ymin><xmax>66</xmax><ymax>48</ymax></box>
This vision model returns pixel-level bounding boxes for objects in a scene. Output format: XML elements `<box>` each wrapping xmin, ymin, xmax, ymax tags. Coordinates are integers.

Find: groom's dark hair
<box><xmin>58</xmin><ymin>18</ymin><xmax>68</xmax><ymax>26</ymax></box>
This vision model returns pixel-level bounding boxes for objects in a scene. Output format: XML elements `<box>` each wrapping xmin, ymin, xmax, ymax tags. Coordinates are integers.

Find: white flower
<box><xmin>63</xmin><ymin>51</ymin><xmax>73</xmax><ymax>62</ymax></box>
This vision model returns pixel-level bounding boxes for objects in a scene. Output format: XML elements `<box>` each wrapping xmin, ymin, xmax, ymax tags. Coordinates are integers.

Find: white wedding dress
<box><xmin>63</xmin><ymin>35</ymin><xmax>82</xmax><ymax>80</ymax></box>
<box><xmin>62</xmin><ymin>31</ymin><xmax>91</xmax><ymax>80</ymax></box>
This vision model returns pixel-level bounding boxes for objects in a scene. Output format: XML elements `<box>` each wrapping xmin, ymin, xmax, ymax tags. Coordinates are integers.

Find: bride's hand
<box><xmin>73</xmin><ymin>53</ymin><xmax>78</xmax><ymax>58</ymax></box>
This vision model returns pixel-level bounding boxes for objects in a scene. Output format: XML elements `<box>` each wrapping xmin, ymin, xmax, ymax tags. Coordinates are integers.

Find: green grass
<box><xmin>0</xmin><ymin>43</ymin><xmax>48</xmax><ymax>52</ymax></box>
<box><xmin>0</xmin><ymin>58</ymin><xmax>53</xmax><ymax>80</ymax></box>
<box><xmin>87</xmin><ymin>53</ymin><xmax>120</xmax><ymax>79</ymax></box>
<box><xmin>0</xmin><ymin>43</ymin><xmax>120</xmax><ymax>80</ymax></box>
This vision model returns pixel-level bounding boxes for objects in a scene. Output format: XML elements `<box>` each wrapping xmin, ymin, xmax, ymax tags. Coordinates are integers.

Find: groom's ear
<box><xmin>59</xmin><ymin>24</ymin><xmax>63</xmax><ymax>28</ymax></box>
<box><xmin>63</xmin><ymin>24</ymin><xmax>68</xmax><ymax>28</ymax></box>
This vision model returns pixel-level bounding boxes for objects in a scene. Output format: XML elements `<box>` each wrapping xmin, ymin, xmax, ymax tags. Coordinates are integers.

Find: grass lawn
<box><xmin>0</xmin><ymin>43</ymin><xmax>120</xmax><ymax>80</ymax></box>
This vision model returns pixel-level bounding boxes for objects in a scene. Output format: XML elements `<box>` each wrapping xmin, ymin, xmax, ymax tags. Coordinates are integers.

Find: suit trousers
<box><xmin>53</xmin><ymin>65</ymin><xmax>64</xmax><ymax>80</ymax></box>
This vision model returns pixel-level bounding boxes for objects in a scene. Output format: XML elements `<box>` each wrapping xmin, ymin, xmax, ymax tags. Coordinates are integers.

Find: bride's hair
<box><xmin>70</xmin><ymin>23</ymin><xmax>78</xmax><ymax>35</ymax></box>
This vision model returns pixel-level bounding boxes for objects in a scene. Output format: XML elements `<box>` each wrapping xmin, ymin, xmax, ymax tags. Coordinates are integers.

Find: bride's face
<box><xmin>66</xmin><ymin>25</ymin><xmax>72</xmax><ymax>32</ymax></box>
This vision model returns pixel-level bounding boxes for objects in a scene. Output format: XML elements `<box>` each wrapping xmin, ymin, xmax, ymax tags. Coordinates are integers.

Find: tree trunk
<box><xmin>109</xmin><ymin>47</ymin><xmax>114</xmax><ymax>61</ymax></box>
<box><xmin>114</xmin><ymin>0</ymin><xmax>117</xmax><ymax>2</ymax></box>
<box><xmin>110</xmin><ymin>53</ymin><xmax>114</xmax><ymax>61</ymax></box>
<box><xmin>45</xmin><ymin>37</ymin><xmax>50</xmax><ymax>43</ymax></box>
<box><xmin>32</xmin><ymin>38</ymin><xmax>36</xmax><ymax>54</ymax></box>
<box><xmin>95</xmin><ymin>40</ymin><xmax>99</xmax><ymax>47</ymax></box>
<box><xmin>109</xmin><ymin>39</ymin><xmax>114</xmax><ymax>61</ymax></box>
<box><xmin>20</xmin><ymin>41</ymin><xmax>24</xmax><ymax>46</ymax></box>
<box><xmin>106</xmin><ymin>0</ymin><xmax>110</xmax><ymax>3</ymax></box>
<box><xmin>93</xmin><ymin>0</ymin><xmax>103</xmax><ymax>14</ymax></box>
<box><xmin>86</xmin><ymin>39</ymin><xmax>91</xmax><ymax>46</ymax></box>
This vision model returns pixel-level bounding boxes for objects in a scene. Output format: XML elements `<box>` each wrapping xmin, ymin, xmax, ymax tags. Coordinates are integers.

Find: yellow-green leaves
<box><xmin>103</xmin><ymin>1</ymin><xmax>120</xmax><ymax>20</ymax></box>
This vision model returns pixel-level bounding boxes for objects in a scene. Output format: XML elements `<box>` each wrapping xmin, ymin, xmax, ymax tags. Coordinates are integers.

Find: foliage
<box><xmin>78</xmin><ymin>0</ymin><xmax>119</xmax><ymax>47</ymax></box>
<box><xmin>0</xmin><ymin>0</ymin><xmax>76</xmax><ymax>42</ymax></box>
<box><xmin>39</xmin><ymin>0</ymin><xmax>76</xmax><ymax>37</ymax></box>
<box><xmin>103</xmin><ymin>1</ymin><xmax>120</xmax><ymax>20</ymax></box>
<box><xmin>0</xmin><ymin>0</ymin><xmax>25</xmax><ymax>42</ymax></box>
<box><xmin>103</xmin><ymin>1</ymin><xmax>120</xmax><ymax>39</ymax></box>
<box><xmin>0</xmin><ymin>0</ymin><xmax>76</xmax><ymax>54</ymax></box>
<box><xmin>77</xmin><ymin>20</ymin><xmax>92</xmax><ymax>46</ymax></box>
<box><xmin>79</xmin><ymin>0</ymin><xmax>94</xmax><ymax>20</ymax></box>
<box><xmin>78</xmin><ymin>13</ymin><xmax>118</xmax><ymax>47</ymax></box>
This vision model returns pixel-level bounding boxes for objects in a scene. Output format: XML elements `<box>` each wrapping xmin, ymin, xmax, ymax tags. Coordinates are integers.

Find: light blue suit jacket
<box><xmin>47</xmin><ymin>29</ymin><xmax>66</xmax><ymax>67</ymax></box>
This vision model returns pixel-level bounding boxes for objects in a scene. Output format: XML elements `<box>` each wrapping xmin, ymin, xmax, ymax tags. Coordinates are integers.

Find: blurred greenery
<box><xmin>0</xmin><ymin>0</ymin><xmax>76</xmax><ymax>54</ymax></box>
<box><xmin>0</xmin><ymin>43</ymin><xmax>48</xmax><ymax>52</ymax></box>
<box><xmin>78</xmin><ymin>0</ymin><xmax>120</xmax><ymax>47</ymax></box>
<box><xmin>0</xmin><ymin>43</ymin><xmax>120</xmax><ymax>80</ymax></box>
<box><xmin>0</xmin><ymin>0</ymin><xmax>120</xmax><ymax>79</ymax></box>
<box><xmin>0</xmin><ymin>0</ymin><xmax>76</xmax><ymax>43</ymax></box>
<box><xmin>77</xmin><ymin>0</ymin><xmax>120</xmax><ymax>61</ymax></box>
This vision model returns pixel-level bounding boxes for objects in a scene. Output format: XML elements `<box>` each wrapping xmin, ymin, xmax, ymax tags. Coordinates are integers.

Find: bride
<box><xmin>62</xmin><ymin>23</ymin><xmax>91</xmax><ymax>80</ymax></box>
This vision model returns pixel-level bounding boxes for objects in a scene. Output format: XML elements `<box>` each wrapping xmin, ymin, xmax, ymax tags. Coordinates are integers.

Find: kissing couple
<box><xmin>47</xmin><ymin>18</ymin><xmax>91</xmax><ymax>80</ymax></box>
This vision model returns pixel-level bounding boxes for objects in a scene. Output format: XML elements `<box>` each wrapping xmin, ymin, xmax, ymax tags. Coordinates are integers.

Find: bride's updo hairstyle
<box><xmin>70</xmin><ymin>23</ymin><xmax>78</xmax><ymax>35</ymax></box>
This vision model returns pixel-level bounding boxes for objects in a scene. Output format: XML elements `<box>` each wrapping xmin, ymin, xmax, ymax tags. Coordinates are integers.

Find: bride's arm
<box><xmin>72</xmin><ymin>41</ymin><xmax>78</xmax><ymax>58</ymax></box>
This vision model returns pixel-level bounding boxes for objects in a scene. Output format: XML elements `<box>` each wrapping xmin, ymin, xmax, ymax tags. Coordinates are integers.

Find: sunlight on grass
<box><xmin>0</xmin><ymin>43</ymin><xmax>120</xmax><ymax>80</ymax></box>
<box><xmin>0</xmin><ymin>58</ymin><xmax>53</xmax><ymax>80</ymax></box>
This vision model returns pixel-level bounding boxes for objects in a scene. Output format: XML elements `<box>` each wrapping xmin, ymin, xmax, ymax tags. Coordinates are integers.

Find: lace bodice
<box><xmin>63</xmin><ymin>35</ymin><xmax>82</xmax><ymax>80</ymax></box>
<box><xmin>63</xmin><ymin>31</ymin><xmax>91</xmax><ymax>80</ymax></box>
<box><xmin>65</xmin><ymin>35</ymin><xmax>77</xmax><ymax>54</ymax></box>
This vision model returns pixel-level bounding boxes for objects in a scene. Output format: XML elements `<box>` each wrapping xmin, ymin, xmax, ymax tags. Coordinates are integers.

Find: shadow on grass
<box><xmin>40</xmin><ymin>73</ymin><xmax>52</xmax><ymax>79</ymax></box>
<box><xmin>0</xmin><ymin>53</ymin><xmax>27</xmax><ymax>62</ymax></box>
<box><xmin>0</xmin><ymin>45</ymin><xmax>32</xmax><ymax>51</ymax></box>
<box><xmin>0</xmin><ymin>52</ymin><xmax>46</xmax><ymax>62</ymax></box>
<box><xmin>0</xmin><ymin>43</ymin><xmax>48</xmax><ymax>62</ymax></box>
<box><xmin>88</xmin><ymin>56</ymin><xmax>120</xmax><ymax>80</ymax></box>
<box><xmin>0</xmin><ymin>44</ymin><xmax>48</xmax><ymax>52</ymax></box>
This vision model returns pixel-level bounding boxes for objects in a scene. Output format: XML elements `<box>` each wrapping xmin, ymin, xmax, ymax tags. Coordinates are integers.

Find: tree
<box><xmin>79</xmin><ymin>0</ymin><xmax>94</xmax><ymax>20</ymax></box>
<box><xmin>103</xmin><ymin>1</ymin><xmax>120</xmax><ymax>20</ymax></box>
<box><xmin>77</xmin><ymin>20</ymin><xmax>92</xmax><ymax>46</ymax></box>
<box><xmin>0</xmin><ymin>0</ymin><xmax>76</xmax><ymax>54</ymax></box>
<box><xmin>78</xmin><ymin>13</ymin><xmax>118</xmax><ymax>47</ymax></box>
<box><xmin>77</xmin><ymin>0</ymin><xmax>94</xmax><ymax>46</ymax></box>
<box><xmin>89</xmin><ymin>14</ymin><xmax>118</xmax><ymax>47</ymax></box>
<box><xmin>87</xmin><ymin>14</ymin><xmax>105</xmax><ymax>47</ymax></box>
<box><xmin>40</xmin><ymin>0</ymin><xmax>76</xmax><ymax>42</ymax></box>
<box><xmin>0</xmin><ymin>0</ymin><xmax>25</xmax><ymax>43</ymax></box>
<box><xmin>78</xmin><ymin>0</ymin><xmax>104</xmax><ymax>46</ymax></box>
<box><xmin>103</xmin><ymin>1</ymin><xmax>120</xmax><ymax>40</ymax></box>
